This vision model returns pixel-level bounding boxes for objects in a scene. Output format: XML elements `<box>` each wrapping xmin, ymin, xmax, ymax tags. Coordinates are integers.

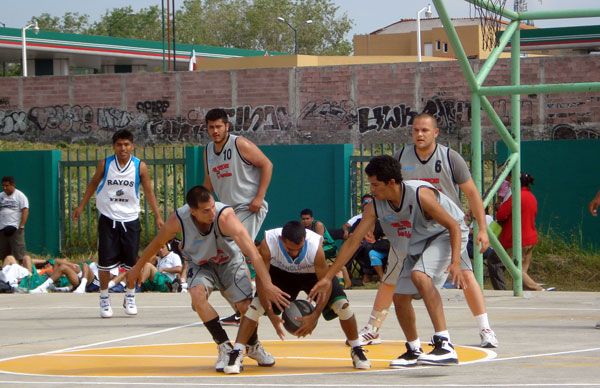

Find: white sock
<box><xmin>347</xmin><ymin>339</ymin><xmax>361</xmax><ymax>348</ymax></box>
<box><xmin>126</xmin><ymin>288</ymin><xmax>135</xmax><ymax>296</ymax></box>
<box><xmin>100</xmin><ymin>289</ymin><xmax>109</xmax><ymax>298</ymax></box>
<box><xmin>475</xmin><ymin>313</ymin><xmax>491</xmax><ymax>331</ymax></box>
<box><xmin>77</xmin><ymin>278</ymin><xmax>88</xmax><ymax>289</ymax></box>
<box><xmin>435</xmin><ymin>330</ymin><xmax>450</xmax><ymax>341</ymax></box>
<box><xmin>233</xmin><ymin>343</ymin><xmax>245</xmax><ymax>352</ymax></box>
<box><xmin>40</xmin><ymin>278</ymin><xmax>54</xmax><ymax>290</ymax></box>
<box><xmin>407</xmin><ymin>338</ymin><xmax>421</xmax><ymax>351</ymax></box>
<box><xmin>107</xmin><ymin>280</ymin><xmax>116</xmax><ymax>289</ymax></box>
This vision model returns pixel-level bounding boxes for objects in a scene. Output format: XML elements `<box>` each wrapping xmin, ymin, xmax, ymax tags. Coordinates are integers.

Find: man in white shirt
<box><xmin>0</xmin><ymin>176</ymin><xmax>29</xmax><ymax>267</ymax></box>
<box><xmin>139</xmin><ymin>244</ymin><xmax>183</xmax><ymax>292</ymax></box>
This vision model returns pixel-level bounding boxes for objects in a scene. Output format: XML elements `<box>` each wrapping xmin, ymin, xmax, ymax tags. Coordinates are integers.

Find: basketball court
<box><xmin>1</xmin><ymin>289</ymin><xmax>599</xmax><ymax>386</ymax></box>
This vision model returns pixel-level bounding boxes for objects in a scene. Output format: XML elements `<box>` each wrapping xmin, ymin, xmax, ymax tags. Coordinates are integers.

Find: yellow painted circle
<box><xmin>0</xmin><ymin>340</ymin><xmax>495</xmax><ymax>377</ymax></box>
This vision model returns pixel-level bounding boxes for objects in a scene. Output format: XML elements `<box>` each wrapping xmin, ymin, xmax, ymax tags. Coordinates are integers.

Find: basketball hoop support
<box><xmin>432</xmin><ymin>0</ymin><xmax>600</xmax><ymax>296</ymax></box>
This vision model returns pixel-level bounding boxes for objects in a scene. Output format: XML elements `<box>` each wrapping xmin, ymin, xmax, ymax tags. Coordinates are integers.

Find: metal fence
<box><xmin>59</xmin><ymin>146</ymin><xmax>186</xmax><ymax>256</ymax></box>
<box><xmin>349</xmin><ymin>142</ymin><xmax>499</xmax><ymax>217</ymax></box>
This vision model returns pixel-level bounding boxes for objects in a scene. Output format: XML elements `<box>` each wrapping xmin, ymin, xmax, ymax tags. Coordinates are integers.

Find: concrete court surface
<box><xmin>0</xmin><ymin>289</ymin><xmax>600</xmax><ymax>387</ymax></box>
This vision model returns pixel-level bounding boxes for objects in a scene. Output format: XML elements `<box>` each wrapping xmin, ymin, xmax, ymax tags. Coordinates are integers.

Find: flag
<box><xmin>188</xmin><ymin>49</ymin><xmax>197</xmax><ymax>71</ymax></box>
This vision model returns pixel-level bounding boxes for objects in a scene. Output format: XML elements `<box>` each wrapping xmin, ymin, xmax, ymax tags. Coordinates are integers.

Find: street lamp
<box><xmin>277</xmin><ymin>17</ymin><xmax>313</xmax><ymax>55</ymax></box>
<box><xmin>417</xmin><ymin>4</ymin><xmax>432</xmax><ymax>62</ymax></box>
<box><xmin>22</xmin><ymin>20</ymin><xmax>39</xmax><ymax>77</ymax></box>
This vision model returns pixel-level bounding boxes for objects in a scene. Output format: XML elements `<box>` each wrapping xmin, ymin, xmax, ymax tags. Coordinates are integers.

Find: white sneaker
<box><xmin>223</xmin><ymin>348</ymin><xmax>244</xmax><ymax>374</ymax></box>
<box><xmin>100</xmin><ymin>296</ymin><xmax>113</xmax><ymax>318</ymax></box>
<box><xmin>351</xmin><ymin>346</ymin><xmax>371</xmax><ymax>369</ymax></box>
<box><xmin>246</xmin><ymin>341</ymin><xmax>275</xmax><ymax>366</ymax></box>
<box><xmin>29</xmin><ymin>286</ymin><xmax>48</xmax><ymax>294</ymax></box>
<box><xmin>123</xmin><ymin>294</ymin><xmax>137</xmax><ymax>315</ymax></box>
<box><xmin>215</xmin><ymin>342</ymin><xmax>233</xmax><ymax>372</ymax></box>
<box><xmin>359</xmin><ymin>326</ymin><xmax>382</xmax><ymax>346</ymax></box>
<box><xmin>480</xmin><ymin>328</ymin><xmax>498</xmax><ymax>348</ymax></box>
<box><xmin>73</xmin><ymin>286</ymin><xmax>86</xmax><ymax>294</ymax></box>
<box><xmin>417</xmin><ymin>335</ymin><xmax>458</xmax><ymax>366</ymax></box>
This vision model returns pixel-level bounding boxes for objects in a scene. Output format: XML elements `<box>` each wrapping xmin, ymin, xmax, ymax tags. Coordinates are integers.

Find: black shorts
<box><xmin>97</xmin><ymin>214</ymin><xmax>141</xmax><ymax>270</ymax></box>
<box><xmin>267</xmin><ymin>265</ymin><xmax>347</xmax><ymax>321</ymax></box>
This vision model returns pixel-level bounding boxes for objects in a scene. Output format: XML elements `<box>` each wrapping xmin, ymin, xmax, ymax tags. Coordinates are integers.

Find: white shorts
<box><xmin>234</xmin><ymin>203</ymin><xmax>268</xmax><ymax>241</ymax></box>
<box><xmin>395</xmin><ymin>229</ymin><xmax>468</xmax><ymax>295</ymax></box>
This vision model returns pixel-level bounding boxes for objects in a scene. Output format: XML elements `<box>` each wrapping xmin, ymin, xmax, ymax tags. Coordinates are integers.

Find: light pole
<box><xmin>277</xmin><ymin>17</ymin><xmax>313</xmax><ymax>55</ymax></box>
<box><xmin>416</xmin><ymin>4</ymin><xmax>432</xmax><ymax>62</ymax></box>
<box><xmin>22</xmin><ymin>20</ymin><xmax>39</xmax><ymax>77</ymax></box>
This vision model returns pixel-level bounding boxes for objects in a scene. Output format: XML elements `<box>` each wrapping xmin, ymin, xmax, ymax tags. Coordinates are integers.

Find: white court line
<box><xmin>2</xmin><ymin>382</ymin><xmax>600</xmax><ymax>387</ymax></box>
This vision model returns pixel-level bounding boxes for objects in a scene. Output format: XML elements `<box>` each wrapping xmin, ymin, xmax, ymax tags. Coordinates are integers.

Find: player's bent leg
<box><xmin>411</xmin><ymin>271</ymin><xmax>446</xmax><ymax>333</ymax></box>
<box><xmin>235</xmin><ymin>297</ymin><xmax>275</xmax><ymax>369</ymax></box>
<box><xmin>359</xmin><ymin>282</ymin><xmax>395</xmax><ymax>346</ymax></box>
<box><xmin>460</xmin><ymin>270</ymin><xmax>498</xmax><ymax>348</ymax></box>
<box><xmin>332</xmin><ymin>299</ymin><xmax>371</xmax><ymax>370</ymax></box>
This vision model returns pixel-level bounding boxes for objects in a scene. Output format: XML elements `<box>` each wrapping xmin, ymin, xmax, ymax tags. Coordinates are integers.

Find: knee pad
<box><xmin>331</xmin><ymin>298</ymin><xmax>353</xmax><ymax>321</ymax></box>
<box><xmin>244</xmin><ymin>297</ymin><xmax>265</xmax><ymax>322</ymax></box>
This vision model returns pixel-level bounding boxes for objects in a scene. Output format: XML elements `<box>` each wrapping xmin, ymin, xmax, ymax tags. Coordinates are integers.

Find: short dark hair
<box><xmin>112</xmin><ymin>129</ymin><xmax>134</xmax><ymax>144</ymax></box>
<box><xmin>300</xmin><ymin>208</ymin><xmax>313</xmax><ymax>217</ymax></box>
<box><xmin>186</xmin><ymin>185</ymin><xmax>213</xmax><ymax>208</ymax></box>
<box><xmin>365</xmin><ymin>155</ymin><xmax>403</xmax><ymax>184</ymax></box>
<box><xmin>1</xmin><ymin>176</ymin><xmax>15</xmax><ymax>185</ymax></box>
<box><xmin>281</xmin><ymin>220</ymin><xmax>306</xmax><ymax>245</ymax></box>
<box><xmin>205</xmin><ymin>108</ymin><xmax>229</xmax><ymax>124</ymax></box>
<box><xmin>520</xmin><ymin>172</ymin><xmax>535</xmax><ymax>188</ymax></box>
<box><xmin>413</xmin><ymin>112</ymin><xmax>438</xmax><ymax>127</ymax></box>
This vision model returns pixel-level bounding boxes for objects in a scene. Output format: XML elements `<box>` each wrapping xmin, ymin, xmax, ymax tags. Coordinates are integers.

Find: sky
<box><xmin>1</xmin><ymin>0</ymin><xmax>599</xmax><ymax>39</ymax></box>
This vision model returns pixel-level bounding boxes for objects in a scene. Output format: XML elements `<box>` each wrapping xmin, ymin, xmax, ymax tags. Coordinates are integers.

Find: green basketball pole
<box><xmin>432</xmin><ymin>0</ymin><xmax>600</xmax><ymax>296</ymax></box>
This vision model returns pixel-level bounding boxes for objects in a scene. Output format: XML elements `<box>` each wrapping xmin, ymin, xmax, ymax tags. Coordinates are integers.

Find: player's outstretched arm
<box><xmin>589</xmin><ymin>190</ymin><xmax>600</xmax><ymax>216</ymax></box>
<box><xmin>419</xmin><ymin>187</ymin><xmax>465</xmax><ymax>289</ymax></box>
<box><xmin>219</xmin><ymin>208</ymin><xmax>290</xmax><ymax>311</ymax></box>
<box><xmin>73</xmin><ymin>159</ymin><xmax>105</xmax><ymax>222</ymax></box>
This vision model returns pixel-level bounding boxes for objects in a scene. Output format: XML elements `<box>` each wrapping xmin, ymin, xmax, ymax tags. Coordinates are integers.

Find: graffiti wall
<box><xmin>1</xmin><ymin>56</ymin><xmax>600</xmax><ymax>145</ymax></box>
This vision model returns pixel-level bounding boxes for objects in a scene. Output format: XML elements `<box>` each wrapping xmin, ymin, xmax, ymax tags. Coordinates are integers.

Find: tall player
<box><xmin>73</xmin><ymin>129</ymin><xmax>164</xmax><ymax>318</ymax></box>
<box><xmin>203</xmin><ymin>108</ymin><xmax>273</xmax><ymax>324</ymax></box>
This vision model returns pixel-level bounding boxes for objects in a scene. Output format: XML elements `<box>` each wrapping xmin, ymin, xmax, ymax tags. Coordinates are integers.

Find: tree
<box><xmin>31</xmin><ymin>12</ymin><xmax>91</xmax><ymax>34</ymax></box>
<box><xmin>87</xmin><ymin>6</ymin><xmax>163</xmax><ymax>41</ymax></box>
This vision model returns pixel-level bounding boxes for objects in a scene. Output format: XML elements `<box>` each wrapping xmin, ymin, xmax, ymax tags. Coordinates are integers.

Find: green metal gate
<box><xmin>59</xmin><ymin>146</ymin><xmax>186</xmax><ymax>256</ymax></box>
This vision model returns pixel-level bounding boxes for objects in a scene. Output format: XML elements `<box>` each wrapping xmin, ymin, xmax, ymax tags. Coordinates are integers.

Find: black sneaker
<box><xmin>389</xmin><ymin>343</ymin><xmax>423</xmax><ymax>368</ymax></box>
<box><xmin>220</xmin><ymin>312</ymin><xmax>241</xmax><ymax>326</ymax></box>
<box><xmin>417</xmin><ymin>335</ymin><xmax>458</xmax><ymax>366</ymax></box>
<box><xmin>351</xmin><ymin>346</ymin><xmax>371</xmax><ymax>369</ymax></box>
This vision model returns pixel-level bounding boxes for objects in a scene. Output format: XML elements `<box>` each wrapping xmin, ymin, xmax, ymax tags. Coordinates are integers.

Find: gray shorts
<box><xmin>234</xmin><ymin>203</ymin><xmax>268</xmax><ymax>241</ymax></box>
<box><xmin>380</xmin><ymin>244</ymin><xmax>407</xmax><ymax>286</ymax></box>
<box><xmin>187</xmin><ymin>256</ymin><xmax>253</xmax><ymax>304</ymax></box>
<box><xmin>395</xmin><ymin>230</ymin><xmax>469</xmax><ymax>295</ymax></box>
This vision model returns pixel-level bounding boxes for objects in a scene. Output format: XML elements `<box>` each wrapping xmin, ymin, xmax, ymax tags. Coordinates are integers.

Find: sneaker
<box><xmin>389</xmin><ymin>343</ymin><xmax>423</xmax><ymax>368</ymax></box>
<box><xmin>223</xmin><ymin>349</ymin><xmax>244</xmax><ymax>374</ymax></box>
<box><xmin>220</xmin><ymin>312</ymin><xmax>241</xmax><ymax>326</ymax></box>
<box><xmin>215</xmin><ymin>342</ymin><xmax>233</xmax><ymax>372</ymax></box>
<box><xmin>246</xmin><ymin>341</ymin><xmax>275</xmax><ymax>366</ymax></box>
<box><xmin>596</xmin><ymin>321</ymin><xmax>600</xmax><ymax>329</ymax></box>
<box><xmin>417</xmin><ymin>335</ymin><xmax>458</xmax><ymax>366</ymax></box>
<box><xmin>351</xmin><ymin>346</ymin><xmax>371</xmax><ymax>369</ymax></box>
<box><xmin>29</xmin><ymin>286</ymin><xmax>48</xmax><ymax>294</ymax></box>
<box><xmin>170</xmin><ymin>277</ymin><xmax>181</xmax><ymax>293</ymax></box>
<box><xmin>100</xmin><ymin>296</ymin><xmax>113</xmax><ymax>318</ymax></box>
<box><xmin>480</xmin><ymin>328</ymin><xmax>498</xmax><ymax>348</ymax></box>
<box><xmin>123</xmin><ymin>294</ymin><xmax>137</xmax><ymax>315</ymax></box>
<box><xmin>358</xmin><ymin>326</ymin><xmax>382</xmax><ymax>346</ymax></box>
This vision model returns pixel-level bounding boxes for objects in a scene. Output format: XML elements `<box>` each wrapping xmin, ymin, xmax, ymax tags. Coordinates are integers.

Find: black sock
<box><xmin>204</xmin><ymin>317</ymin><xmax>229</xmax><ymax>345</ymax></box>
<box><xmin>247</xmin><ymin>328</ymin><xmax>258</xmax><ymax>346</ymax></box>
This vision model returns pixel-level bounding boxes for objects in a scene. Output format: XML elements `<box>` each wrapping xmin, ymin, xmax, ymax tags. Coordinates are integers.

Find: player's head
<box><xmin>112</xmin><ymin>129</ymin><xmax>134</xmax><ymax>144</ymax></box>
<box><xmin>281</xmin><ymin>220</ymin><xmax>306</xmax><ymax>258</ymax></box>
<box><xmin>412</xmin><ymin>113</ymin><xmax>439</xmax><ymax>150</ymax></box>
<box><xmin>112</xmin><ymin>129</ymin><xmax>134</xmax><ymax>159</ymax></box>
<box><xmin>299</xmin><ymin>208</ymin><xmax>314</xmax><ymax>228</ymax></box>
<box><xmin>1</xmin><ymin>176</ymin><xmax>15</xmax><ymax>195</ymax></box>
<box><xmin>186</xmin><ymin>185</ymin><xmax>216</xmax><ymax>223</ymax></box>
<box><xmin>205</xmin><ymin>108</ymin><xmax>230</xmax><ymax>144</ymax></box>
<box><xmin>520</xmin><ymin>172</ymin><xmax>535</xmax><ymax>188</ymax></box>
<box><xmin>365</xmin><ymin>156</ymin><xmax>403</xmax><ymax>200</ymax></box>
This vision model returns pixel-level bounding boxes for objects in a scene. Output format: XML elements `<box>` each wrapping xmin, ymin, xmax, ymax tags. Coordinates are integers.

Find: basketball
<box><xmin>282</xmin><ymin>299</ymin><xmax>315</xmax><ymax>335</ymax></box>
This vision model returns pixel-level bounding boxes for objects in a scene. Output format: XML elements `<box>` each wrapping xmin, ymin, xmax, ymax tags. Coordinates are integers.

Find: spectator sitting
<box><xmin>29</xmin><ymin>258</ymin><xmax>91</xmax><ymax>293</ymax></box>
<box><xmin>349</xmin><ymin>217</ymin><xmax>388</xmax><ymax>285</ymax></box>
<box><xmin>139</xmin><ymin>244</ymin><xmax>182</xmax><ymax>292</ymax></box>
<box><xmin>86</xmin><ymin>261</ymin><xmax>126</xmax><ymax>293</ymax></box>
<box><xmin>0</xmin><ymin>255</ymin><xmax>30</xmax><ymax>291</ymax></box>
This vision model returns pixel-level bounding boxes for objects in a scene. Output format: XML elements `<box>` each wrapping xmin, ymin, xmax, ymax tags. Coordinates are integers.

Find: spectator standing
<box><xmin>0</xmin><ymin>176</ymin><xmax>29</xmax><ymax>268</ymax></box>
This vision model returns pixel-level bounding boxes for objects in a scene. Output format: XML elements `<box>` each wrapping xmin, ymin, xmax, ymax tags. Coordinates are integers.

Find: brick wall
<box><xmin>1</xmin><ymin>55</ymin><xmax>599</xmax><ymax>145</ymax></box>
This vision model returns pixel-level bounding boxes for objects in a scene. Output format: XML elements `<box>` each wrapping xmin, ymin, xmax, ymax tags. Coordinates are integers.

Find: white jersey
<box><xmin>0</xmin><ymin>188</ymin><xmax>29</xmax><ymax>229</ymax></box>
<box><xmin>372</xmin><ymin>180</ymin><xmax>422</xmax><ymax>268</ymax></box>
<box><xmin>95</xmin><ymin>155</ymin><xmax>141</xmax><ymax>222</ymax></box>
<box><xmin>394</xmin><ymin>144</ymin><xmax>470</xmax><ymax>207</ymax></box>
<box><xmin>157</xmin><ymin>251</ymin><xmax>182</xmax><ymax>281</ymax></box>
<box><xmin>205</xmin><ymin>134</ymin><xmax>266</xmax><ymax>210</ymax></box>
<box><xmin>265</xmin><ymin>228</ymin><xmax>321</xmax><ymax>274</ymax></box>
<box><xmin>176</xmin><ymin>201</ymin><xmax>242</xmax><ymax>266</ymax></box>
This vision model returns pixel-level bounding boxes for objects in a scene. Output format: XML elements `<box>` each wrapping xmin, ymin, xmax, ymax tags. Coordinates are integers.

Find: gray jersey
<box><xmin>372</xmin><ymin>180</ymin><xmax>423</xmax><ymax>267</ymax></box>
<box><xmin>205</xmin><ymin>134</ymin><xmax>264</xmax><ymax>210</ymax></box>
<box><xmin>176</xmin><ymin>201</ymin><xmax>242</xmax><ymax>266</ymax></box>
<box><xmin>408</xmin><ymin>183</ymin><xmax>468</xmax><ymax>255</ymax></box>
<box><xmin>265</xmin><ymin>228</ymin><xmax>321</xmax><ymax>274</ymax></box>
<box><xmin>394</xmin><ymin>144</ymin><xmax>470</xmax><ymax>208</ymax></box>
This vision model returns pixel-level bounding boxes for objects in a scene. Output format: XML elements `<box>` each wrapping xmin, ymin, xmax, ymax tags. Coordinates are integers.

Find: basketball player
<box><xmin>223</xmin><ymin>221</ymin><xmax>370</xmax><ymax>374</ymax></box>
<box><xmin>203</xmin><ymin>108</ymin><xmax>273</xmax><ymax>325</ymax></box>
<box><xmin>357</xmin><ymin>113</ymin><xmax>498</xmax><ymax>349</ymax></box>
<box><xmin>311</xmin><ymin>155</ymin><xmax>466</xmax><ymax>367</ymax></box>
<box><xmin>73</xmin><ymin>129</ymin><xmax>163</xmax><ymax>319</ymax></box>
<box><xmin>129</xmin><ymin>185</ymin><xmax>289</xmax><ymax>372</ymax></box>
